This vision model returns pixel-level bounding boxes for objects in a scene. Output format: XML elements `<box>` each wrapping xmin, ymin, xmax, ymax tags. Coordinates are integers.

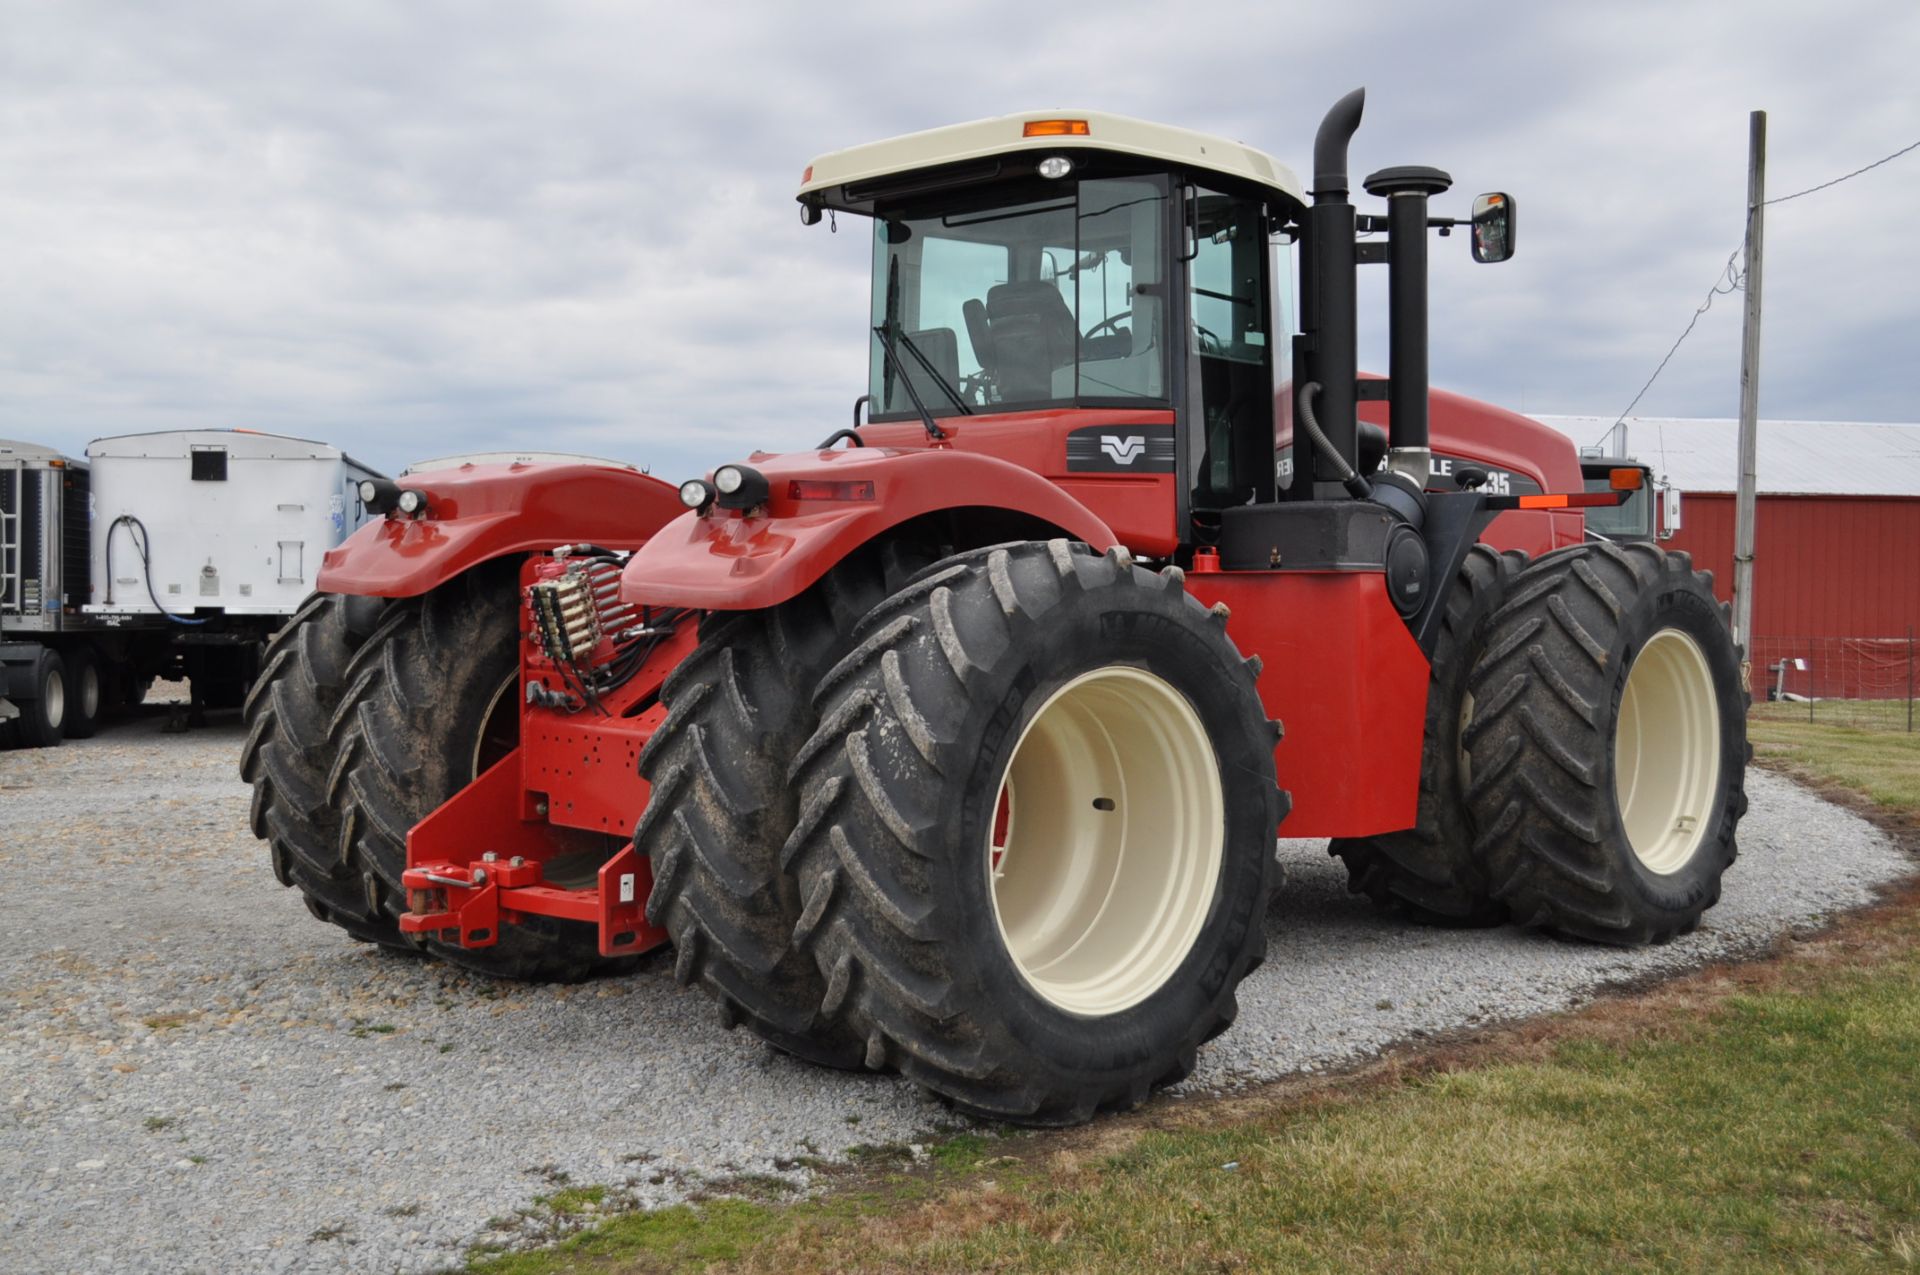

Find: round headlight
<box><xmin>358</xmin><ymin>479</ymin><xmax>377</xmax><ymax>504</ymax></box>
<box><xmin>714</xmin><ymin>465</ymin><xmax>745</xmax><ymax>495</ymax></box>
<box><xmin>1038</xmin><ymin>156</ymin><xmax>1073</xmax><ymax>180</ymax></box>
<box><xmin>397</xmin><ymin>489</ymin><xmax>425</xmax><ymax>515</ymax></box>
<box><xmin>678</xmin><ymin>479</ymin><xmax>712</xmax><ymax>509</ymax></box>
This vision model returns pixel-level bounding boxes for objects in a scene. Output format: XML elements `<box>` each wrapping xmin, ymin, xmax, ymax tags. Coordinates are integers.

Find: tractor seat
<box><xmin>985</xmin><ymin>282</ymin><xmax>1076</xmax><ymax>401</ymax></box>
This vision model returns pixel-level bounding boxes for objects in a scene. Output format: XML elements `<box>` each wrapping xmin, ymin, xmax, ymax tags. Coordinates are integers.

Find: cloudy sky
<box><xmin>3</xmin><ymin>1</ymin><xmax>1915</xmax><ymax>482</ymax></box>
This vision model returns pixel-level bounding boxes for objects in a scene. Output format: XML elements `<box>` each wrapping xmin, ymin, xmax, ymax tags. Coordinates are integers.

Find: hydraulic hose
<box><xmin>1297</xmin><ymin>381</ymin><xmax>1373</xmax><ymax>499</ymax></box>
<box><xmin>104</xmin><ymin>515</ymin><xmax>208</xmax><ymax>625</ymax></box>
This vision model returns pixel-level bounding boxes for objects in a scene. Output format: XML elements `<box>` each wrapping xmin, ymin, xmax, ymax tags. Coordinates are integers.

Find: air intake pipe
<box><xmin>1364</xmin><ymin>164</ymin><xmax>1453</xmax><ymax>486</ymax></box>
<box><xmin>1296</xmin><ymin>88</ymin><xmax>1365</xmax><ymax>498</ymax></box>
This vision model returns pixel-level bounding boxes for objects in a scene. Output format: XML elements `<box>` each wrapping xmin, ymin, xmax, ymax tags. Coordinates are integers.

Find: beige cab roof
<box><xmin>799</xmin><ymin>110</ymin><xmax>1304</xmax><ymax>210</ymax></box>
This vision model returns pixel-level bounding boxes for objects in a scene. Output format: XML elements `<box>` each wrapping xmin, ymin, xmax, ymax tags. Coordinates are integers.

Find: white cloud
<box><xmin>1</xmin><ymin>0</ymin><xmax>1915</xmax><ymax>479</ymax></box>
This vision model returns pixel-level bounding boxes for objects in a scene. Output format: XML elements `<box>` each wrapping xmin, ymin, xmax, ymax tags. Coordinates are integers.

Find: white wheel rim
<box><xmin>81</xmin><ymin>665</ymin><xmax>100</xmax><ymax>719</ymax></box>
<box><xmin>1615</xmin><ymin>628</ymin><xmax>1721</xmax><ymax>874</ymax></box>
<box><xmin>986</xmin><ymin>666</ymin><xmax>1224</xmax><ymax>1016</ymax></box>
<box><xmin>45</xmin><ymin>670</ymin><xmax>65</xmax><ymax>731</ymax></box>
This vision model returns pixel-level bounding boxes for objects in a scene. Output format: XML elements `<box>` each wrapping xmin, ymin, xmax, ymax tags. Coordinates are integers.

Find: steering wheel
<box><xmin>1195</xmin><ymin>323</ymin><xmax>1224</xmax><ymax>355</ymax></box>
<box><xmin>1082</xmin><ymin>311</ymin><xmax>1132</xmax><ymax>342</ymax></box>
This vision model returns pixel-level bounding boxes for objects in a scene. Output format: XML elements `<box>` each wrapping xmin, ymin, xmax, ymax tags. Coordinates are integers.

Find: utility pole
<box><xmin>1732</xmin><ymin>111</ymin><xmax>1766</xmax><ymax>683</ymax></box>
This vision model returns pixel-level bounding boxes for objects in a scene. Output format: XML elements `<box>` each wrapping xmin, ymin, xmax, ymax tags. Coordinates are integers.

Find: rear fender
<box><xmin>619</xmin><ymin>448</ymin><xmax>1117</xmax><ymax>611</ymax></box>
<box><xmin>317</xmin><ymin>463</ymin><xmax>685</xmax><ymax>598</ymax></box>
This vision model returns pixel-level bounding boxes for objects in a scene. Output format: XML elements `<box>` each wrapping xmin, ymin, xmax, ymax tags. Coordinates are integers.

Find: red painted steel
<box><xmin>402</xmin><ymin>751</ymin><xmax>671</xmax><ymax>959</ymax></box>
<box><xmin>620</xmin><ymin>427</ymin><xmax>1129</xmax><ymax>611</ymax></box>
<box><xmin>1185</xmin><ymin>570</ymin><xmax>1430</xmax><ymax>838</ymax></box>
<box><xmin>1665</xmin><ymin>494</ymin><xmax>1920</xmax><ymax>641</ymax></box>
<box><xmin>318</xmin><ymin>461</ymin><xmax>685</xmax><ymax>598</ymax></box>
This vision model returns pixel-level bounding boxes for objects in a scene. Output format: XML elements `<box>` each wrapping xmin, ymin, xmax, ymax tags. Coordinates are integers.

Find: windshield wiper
<box><xmin>872</xmin><ymin>324</ymin><xmax>947</xmax><ymax>442</ymax></box>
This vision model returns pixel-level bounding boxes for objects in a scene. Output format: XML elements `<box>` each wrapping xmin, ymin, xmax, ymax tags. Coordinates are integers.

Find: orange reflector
<box><xmin>1023</xmin><ymin>119</ymin><xmax>1089</xmax><ymax>137</ymax></box>
<box><xmin>1610</xmin><ymin>466</ymin><xmax>1645</xmax><ymax>491</ymax></box>
<box><xmin>1517</xmin><ymin>494</ymin><xmax>1570</xmax><ymax>509</ymax></box>
<box><xmin>48</xmin><ymin>458</ymin><xmax>65</xmax><ymax>468</ymax></box>
<box><xmin>788</xmin><ymin>479</ymin><xmax>876</xmax><ymax>503</ymax></box>
<box><xmin>802</xmin><ymin>165</ymin><xmax>814</xmax><ymax>184</ymax></box>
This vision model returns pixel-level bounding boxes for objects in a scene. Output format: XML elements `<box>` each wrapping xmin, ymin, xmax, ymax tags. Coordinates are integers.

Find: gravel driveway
<box><xmin>1</xmin><ymin>713</ymin><xmax>1909</xmax><ymax>1274</ymax></box>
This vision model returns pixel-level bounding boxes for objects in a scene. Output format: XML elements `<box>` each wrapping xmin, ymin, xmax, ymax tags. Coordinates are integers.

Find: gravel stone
<box><xmin>0</xmin><ymin>711</ymin><xmax>1908</xmax><ymax>1272</ymax></box>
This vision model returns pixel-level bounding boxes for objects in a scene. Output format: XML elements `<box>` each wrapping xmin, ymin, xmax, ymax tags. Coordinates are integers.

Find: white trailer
<box><xmin>87</xmin><ymin>429</ymin><xmax>382</xmax><ymax>619</ymax></box>
<box><xmin>2</xmin><ymin>429</ymin><xmax>384</xmax><ymax>748</ymax></box>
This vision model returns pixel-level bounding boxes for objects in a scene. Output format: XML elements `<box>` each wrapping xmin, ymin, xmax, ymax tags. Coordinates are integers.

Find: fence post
<box><xmin>1908</xmin><ymin>625</ymin><xmax>1914</xmax><ymax>734</ymax></box>
<box><xmin>1808</xmin><ymin>642</ymin><xmax>1816</xmax><ymax>725</ymax></box>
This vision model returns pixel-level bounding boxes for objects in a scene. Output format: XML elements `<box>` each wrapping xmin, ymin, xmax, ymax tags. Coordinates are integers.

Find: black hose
<box><xmin>104</xmin><ymin>515</ymin><xmax>208</xmax><ymax>625</ymax></box>
<box><xmin>1297</xmin><ymin>381</ymin><xmax>1372</xmax><ymax>499</ymax></box>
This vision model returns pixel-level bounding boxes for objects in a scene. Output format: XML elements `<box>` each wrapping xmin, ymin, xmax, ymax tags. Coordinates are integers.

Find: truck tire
<box><xmin>1328</xmin><ymin>545</ymin><xmax>1524</xmax><ymax>925</ymax></box>
<box><xmin>62</xmin><ymin>646</ymin><xmax>103</xmax><ymax>740</ymax></box>
<box><xmin>242</xmin><ymin>593</ymin><xmax>399</xmax><ymax>948</ymax></box>
<box><xmin>326</xmin><ymin>562</ymin><xmax>609</xmax><ymax>982</ymax></box>
<box><xmin>784</xmin><ymin>542</ymin><xmax>1285</xmax><ymax>1125</ymax></box>
<box><xmin>636</xmin><ymin>542</ymin><xmax>930</xmax><ymax>1068</ymax></box>
<box><xmin>1463</xmin><ymin>542</ymin><xmax>1750</xmax><ymax>946</ymax></box>
<box><xmin>19</xmin><ymin>648</ymin><xmax>67</xmax><ymax>749</ymax></box>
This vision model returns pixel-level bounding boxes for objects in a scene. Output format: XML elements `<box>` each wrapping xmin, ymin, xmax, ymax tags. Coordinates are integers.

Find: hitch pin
<box><xmin>421</xmin><ymin>868</ymin><xmax>488</xmax><ymax>889</ymax></box>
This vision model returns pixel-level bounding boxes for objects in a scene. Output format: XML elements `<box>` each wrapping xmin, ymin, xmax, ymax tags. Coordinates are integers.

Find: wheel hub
<box><xmin>986</xmin><ymin>666</ymin><xmax>1224</xmax><ymax>1015</ymax></box>
<box><xmin>1615</xmin><ymin>628</ymin><xmax>1721</xmax><ymax>874</ymax></box>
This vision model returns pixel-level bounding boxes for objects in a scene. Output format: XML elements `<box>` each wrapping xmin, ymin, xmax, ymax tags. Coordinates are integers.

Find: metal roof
<box><xmin>1534</xmin><ymin>416</ymin><xmax>1920</xmax><ymax>497</ymax></box>
<box><xmin>799</xmin><ymin>110</ymin><xmax>1304</xmax><ymax>211</ymax></box>
<box><xmin>0</xmin><ymin>438</ymin><xmax>76</xmax><ymax>466</ymax></box>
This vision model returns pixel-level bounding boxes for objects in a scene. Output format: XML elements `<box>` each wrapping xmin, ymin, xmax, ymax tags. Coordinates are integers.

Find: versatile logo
<box><xmin>1066</xmin><ymin>424</ymin><xmax>1175</xmax><ymax>474</ymax></box>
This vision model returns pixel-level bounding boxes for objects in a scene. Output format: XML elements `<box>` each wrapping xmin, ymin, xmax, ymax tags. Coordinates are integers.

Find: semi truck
<box><xmin>1</xmin><ymin>429</ymin><xmax>382</xmax><ymax>747</ymax></box>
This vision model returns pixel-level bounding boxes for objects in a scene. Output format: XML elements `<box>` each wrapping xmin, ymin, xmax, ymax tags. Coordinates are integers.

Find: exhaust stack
<box><xmin>1296</xmin><ymin>88</ymin><xmax>1365</xmax><ymax>498</ymax></box>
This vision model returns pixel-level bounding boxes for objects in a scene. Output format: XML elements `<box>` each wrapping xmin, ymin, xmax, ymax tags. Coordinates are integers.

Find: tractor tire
<box><xmin>326</xmin><ymin>561</ymin><xmax>612</xmax><ymax>982</ymax></box>
<box><xmin>784</xmin><ymin>541</ymin><xmax>1285</xmax><ymax>1125</ymax></box>
<box><xmin>636</xmin><ymin>541</ymin><xmax>931</xmax><ymax>1068</ymax></box>
<box><xmin>61</xmin><ymin>646</ymin><xmax>103</xmax><ymax>740</ymax></box>
<box><xmin>19</xmin><ymin>648</ymin><xmax>67</xmax><ymax>749</ymax></box>
<box><xmin>1328</xmin><ymin>545</ymin><xmax>1524</xmax><ymax>926</ymax></box>
<box><xmin>242</xmin><ymin>592</ymin><xmax>399</xmax><ymax>948</ymax></box>
<box><xmin>1463</xmin><ymin>541</ymin><xmax>1750</xmax><ymax>946</ymax></box>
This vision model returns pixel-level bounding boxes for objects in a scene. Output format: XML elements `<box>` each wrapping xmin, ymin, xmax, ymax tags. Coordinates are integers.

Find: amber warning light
<box><xmin>1023</xmin><ymin>119</ymin><xmax>1090</xmax><ymax>137</ymax></box>
<box><xmin>788</xmin><ymin>479</ymin><xmax>876</xmax><ymax>502</ymax></box>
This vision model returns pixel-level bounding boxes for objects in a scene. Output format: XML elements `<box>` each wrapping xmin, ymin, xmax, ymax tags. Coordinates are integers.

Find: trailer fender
<box><xmin>1</xmin><ymin>642</ymin><xmax>46</xmax><ymax>700</ymax></box>
<box><xmin>619</xmin><ymin>448</ymin><xmax>1119</xmax><ymax>611</ymax></box>
<box><xmin>316</xmin><ymin>463</ymin><xmax>686</xmax><ymax>598</ymax></box>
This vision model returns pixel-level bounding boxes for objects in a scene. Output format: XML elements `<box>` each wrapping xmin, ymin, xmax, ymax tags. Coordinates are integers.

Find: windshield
<box><xmin>1582</xmin><ymin>470</ymin><xmax>1653</xmax><ymax>539</ymax></box>
<box><xmin>868</xmin><ymin>176</ymin><xmax>1168</xmax><ymax>418</ymax></box>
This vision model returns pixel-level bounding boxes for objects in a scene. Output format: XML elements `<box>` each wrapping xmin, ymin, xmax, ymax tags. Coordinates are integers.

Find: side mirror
<box><xmin>1658</xmin><ymin>485</ymin><xmax>1683</xmax><ymax>540</ymax></box>
<box><xmin>1470</xmin><ymin>192</ymin><xmax>1516</xmax><ymax>263</ymax></box>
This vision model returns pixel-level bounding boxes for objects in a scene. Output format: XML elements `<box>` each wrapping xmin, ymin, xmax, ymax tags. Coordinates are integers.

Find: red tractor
<box><xmin>244</xmin><ymin>91</ymin><xmax>1748</xmax><ymax>1125</ymax></box>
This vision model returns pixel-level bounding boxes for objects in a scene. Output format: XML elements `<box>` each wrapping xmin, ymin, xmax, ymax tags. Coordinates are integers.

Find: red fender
<box><xmin>317</xmin><ymin>462</ymin><xmax>685</xmax><ymax>598</ymax></box>
<box><xmin>619</xmin><ymin>448</ymin><xmax>1118</xmax><ymax>611</ymax></box>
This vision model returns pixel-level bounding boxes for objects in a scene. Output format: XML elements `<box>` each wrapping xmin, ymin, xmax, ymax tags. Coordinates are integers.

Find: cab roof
<box><xmin>798</xmin><ymin>110</ymin><xmax>1305</xmax><ymax>214</ymax></box>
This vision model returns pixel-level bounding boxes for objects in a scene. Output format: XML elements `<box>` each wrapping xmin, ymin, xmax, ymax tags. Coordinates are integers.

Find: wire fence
<box><xmin>1748</xmin><ymin>632</ymin><xmax>1918</xmax><ymax>732</ymax></box>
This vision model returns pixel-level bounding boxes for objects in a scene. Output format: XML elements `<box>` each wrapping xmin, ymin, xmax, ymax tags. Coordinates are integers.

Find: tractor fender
<box><xmin>619</xmin><ymin>447</ymin><xmax>1118</xmax><ymax>611</ymax></box>
<box><xmin>317</xmin><ymin>462</ymin><xmax>686</xmax><ymax>598</ymax></box>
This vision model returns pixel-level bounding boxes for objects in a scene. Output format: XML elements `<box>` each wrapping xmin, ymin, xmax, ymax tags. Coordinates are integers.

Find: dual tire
<box><xmin>1463</xmin><ymin>541</ymin><xmax>1749</xmax><ymax>944</ymax></box>
<box><xmin>778</xmin><ymin>541</ymin><xmax>1283</xmax><ymax>1123</ymax></box>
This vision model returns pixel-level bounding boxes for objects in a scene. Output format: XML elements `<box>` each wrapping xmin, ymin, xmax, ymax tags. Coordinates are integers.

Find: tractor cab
<box><xmin>799</xmin><ymin>112</ymin><xmax>1303</xmax><ymax>548</ymax></box>
<box><xmin>797</xmin><ymin>104</ymin><xmax>1524</xmax><ymax>602</ymax></box>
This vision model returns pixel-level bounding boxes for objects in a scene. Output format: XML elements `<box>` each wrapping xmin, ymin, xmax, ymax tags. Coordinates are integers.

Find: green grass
<box><xmin>471</xmin><ymin>728</ymin><xmax>1920</xmax><ymax>1275</ymax></box>
<box><xmin>1752</xmin><ymin>697</ymin><xmax>1915</xmax><ymax>733</ymax></box>
<box><xmin>1749</xmin><ymin>716</ymin><xmax>1920</xmax><ymax>812</ymax></box>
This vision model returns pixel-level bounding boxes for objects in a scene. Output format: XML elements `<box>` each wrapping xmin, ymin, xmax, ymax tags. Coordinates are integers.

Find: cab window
<box><xmin>867</xmin><ymin>177</ymin><xmax>1169</xmax><ymax>419</ymax></box>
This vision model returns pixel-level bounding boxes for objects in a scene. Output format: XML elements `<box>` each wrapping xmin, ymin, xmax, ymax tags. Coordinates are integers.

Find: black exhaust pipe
<box><xmin>1296</xmin><ymin>88</ymin><xmax>1365</xmax><ymax>498</ymax></box>
<box><xmin>1364</xmin><ymin>164</ymin><xmax>1452</xmax><ymax>481</ymax></box>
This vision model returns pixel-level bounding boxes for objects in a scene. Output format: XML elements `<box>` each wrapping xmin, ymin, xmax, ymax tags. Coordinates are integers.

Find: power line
<box><xmin>1602</xmin><ymin>247</ymin><xmax>1743</xmax><ymax>439</ymax></box>
<box><xmin>1602</xmin><ymin>132</ymin><xmax>1920</xmax><ymax>443</ymax></box>
<box><xmin>1764</xmin><ymin>137</ymin><xmax>1920</xmax><ymax>206</ymax></box>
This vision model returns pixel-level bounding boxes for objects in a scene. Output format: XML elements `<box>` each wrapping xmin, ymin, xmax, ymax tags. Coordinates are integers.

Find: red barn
<box><xmin>1539</xmin><ymin>416</ymin><xmax>1920</xmax><ymax>700</ymax></box>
